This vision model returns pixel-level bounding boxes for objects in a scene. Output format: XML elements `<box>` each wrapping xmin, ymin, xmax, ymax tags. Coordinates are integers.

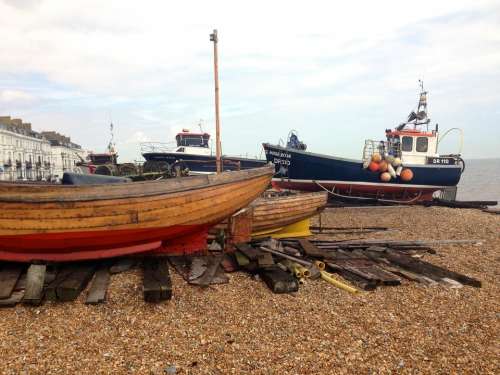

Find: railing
<box><xmin>140</xmin><ymin>142</ymin><xmax>177</xmax><ymax>154</ymax></box>
<box><xmin>362</xmin><ymin>140</ymin><xmax>401</xmax><ymax>162</ymax></box>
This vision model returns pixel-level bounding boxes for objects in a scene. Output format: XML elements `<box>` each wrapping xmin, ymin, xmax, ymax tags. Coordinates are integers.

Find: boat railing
<box><xmin>362</xmin><ymin>140</ymin><xmax>401</xmax><ymax>161</ymax></box>
<box><xmin>140</xmin><ymin>142</ymin><xmax>177</xmax><ymax>154</ymax></box>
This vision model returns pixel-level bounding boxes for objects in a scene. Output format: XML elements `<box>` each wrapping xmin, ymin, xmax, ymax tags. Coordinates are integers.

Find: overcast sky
<box><xmin>0</xmin><ymin>0</ymin><xmax>499</xmax><ymax>161</ymax></box>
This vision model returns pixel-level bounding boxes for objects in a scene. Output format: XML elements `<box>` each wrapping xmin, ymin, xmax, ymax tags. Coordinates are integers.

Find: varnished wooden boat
<box><xmin>211</xmin><ymin>191</ymin><xmax>328</xmax><ymax>239</ymax></box>
<box><xmin>250</xmin><ymin>191</ymin><xmax>328</xmax><ymax>234</ymax></box>
<box><xmin>0</xmin><ymin>165</ymin><xmax>274</xmax><ymax>262</ymax></box>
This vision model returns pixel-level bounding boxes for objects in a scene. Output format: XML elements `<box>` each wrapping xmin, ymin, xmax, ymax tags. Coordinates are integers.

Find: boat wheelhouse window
<box><xmin>416</xmin><ymin>137</ymin><xmax>428</xmax><ymax>152</ymax></box>
<box><xmin>176</xmin><ymin>134</ymin><xmax>210</xmax><ymax>148</ymax></box>
<box><xmin>401</xmin><ymin>136</ymin><xmax>413</xmax><ymax>152</ymax></box>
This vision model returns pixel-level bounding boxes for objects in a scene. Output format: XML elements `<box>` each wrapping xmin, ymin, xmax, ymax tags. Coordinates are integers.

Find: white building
<box><xmin>0</xmin><ymin>116</ymin><xmax>87</xmax><ymax>182</ymax></box>
<box><xmin>0</xmin><ymin>117</ymin><xmax>52</xmax><ymax>181</ymax></box>
<box><xmin>41</xmin><ymin>131</ymin><xmax>87</xmax><ymax>180</ymax></box>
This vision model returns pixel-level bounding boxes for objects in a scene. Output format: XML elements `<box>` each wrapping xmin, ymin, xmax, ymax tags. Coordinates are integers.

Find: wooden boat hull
<box><xmin>211</xmin><ymin>191</ymin><xmax>327</xmax><ymax>241</ymax></box>
<box><xmin>251</xmin><ymin>192</ymin><xmax>328</xmax><ymax>233</ymax></box>
<box><xmin>0</xmin><ymin>165</ymin><xmax>274</xmax><ymax>262</ymax></box>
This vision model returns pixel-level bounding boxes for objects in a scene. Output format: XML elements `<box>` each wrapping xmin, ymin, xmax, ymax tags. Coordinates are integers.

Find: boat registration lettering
<box><xmin>266</xmin><ymin>149</ymin><xmax>291</xmax><ymax>166</ymax></box>
<box><xmin>266</xmin><ymin>149</ymin><xmax>291</xmax><ymax>159</ymax></box>
<box><xmin>427</xmin><ymin>157</ymin><xmax>456</xmax><ymax>165</ymax></box>
<box><xmin>273</xmin><ymin>157</ymin><xmax>290</xmax><ymax>166</ymax></box>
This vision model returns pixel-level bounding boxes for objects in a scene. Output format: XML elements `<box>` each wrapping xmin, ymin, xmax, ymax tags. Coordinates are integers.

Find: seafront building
<box><xmin>0</xmin><ymin>116</ymin><xmax>86</xmax><ymax>182</ymax></box>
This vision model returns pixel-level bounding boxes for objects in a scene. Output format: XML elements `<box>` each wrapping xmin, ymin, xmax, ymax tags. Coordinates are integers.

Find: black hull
<box><xmin>142</xmin><ymin>152</ymin><xmax>266</xmax><ymax>173</ymax></box>
<box><xmin>263</xmin><ymin>143</ymin><xmax>463</xmax><ymax>201</ymax></box>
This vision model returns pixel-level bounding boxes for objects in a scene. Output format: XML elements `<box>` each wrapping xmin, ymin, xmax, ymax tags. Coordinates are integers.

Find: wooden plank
<box><xmin>85</xmin><ymin>266</ymin><xmax>111</xmax><ymax>304</ymax></box>
<box><xmin>363</xmin><ymin>249</ymin><xmax>435</xmax><ymax>284</ymax></box>
<box><xmin>0</xmin><ymin>290</ymin><xmax>24</xmax><ymax>307</ymax></box>
<box><xmin>56</xmin><ymin>264</ymin><xmax>96</xmax><ymax>302</ymax></box>
<box><xmin>22</xmin><ymin>264</ymin><xmax>46</xmax><ymax>305</ymax></box>
<box><xmin>348</xmin><ymin>250</ymin><xmax>401</xmax><ymax>285</ymax></box>
<box><xmin>326</xmin><ymin>262</ymin><xmax>377</xmax><ymax>291</ymax></box>
<box><xmin>235</xmin><ymin>243</ymin><xmax>262</xmax><ymax>261</ymax></box>
<box><xmin>143</xmin><ymin>257</ymin><xmax>172</xmax><ymax>302</ymax></box>
<box><xmin>0</xmin><ymin>263</ymin><xmax>24</xmax><ymax>299</ymax></box>
<box><xmin>383</xmin><ymin>249</ymin><xmax>482</xmax><ymax>287</ymax></box>
<box><xmin>234</xmin><ymin>251</ymin><xmax>250</xmax><ymax>267</ymax></box>
<box><xmin>45</xmin><ymin>266</ymin><xmax>73</xmax><ymax>301</ymax></box>
<box><xmin>259</xmin><ymin>266</ymin><xmax>299</xmax><ymax>294</ymax></box>
<box><xmin>298</xmin><ymin>239</ymin><xmax>330</xmax><ymax>259</ymax></box>
<box><xmin>188</xmin><ymin>257</ymin><xmax>208</xmax><ymax>281</ymax></box>
<box><xmin>257</xmin><ymin>252</ymin><xmax>275</xmax><ymax>268</ymax></box>
<box><xmin>189</xmin><ymin>255</ymin><xmax>223</xmax><ymax>287</ymax></box>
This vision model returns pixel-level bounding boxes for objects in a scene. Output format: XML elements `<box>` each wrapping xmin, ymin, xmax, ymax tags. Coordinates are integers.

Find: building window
<box><xmin>401</xmin><ymin>136</ymin><xmax>413</xmax><ymax>152</ymax></box>
<box><xmin>416</xmin><ymin>137</ymin><xmax>429</xmax><ymax>152</ymax></box>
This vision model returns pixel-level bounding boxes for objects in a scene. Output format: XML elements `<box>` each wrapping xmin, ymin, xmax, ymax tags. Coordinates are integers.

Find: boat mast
<box><xmin>210</xmin><ymin>29</ymin><xmax>222</xmax><ymax>173</ymax></box>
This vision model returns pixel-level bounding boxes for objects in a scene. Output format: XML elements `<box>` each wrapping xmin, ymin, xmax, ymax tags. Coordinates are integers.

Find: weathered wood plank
<box><xmin>45</xmin><ymin>266</ymin><xmax>73</xmax><ymax>301</ymax></box>
<box><xmin>259</xmin><ymin>266</ymin><xmax>299</xmax><ymax>294</ymax></box>
<box><xmin>85</xmin><ymin>266</ymin><xmax>111</xmax><ymax>304</ymax></box>
<box><xmin>298</xmin><ymin>239</ymin><xmax>330</xmax><ymax>259</ymax></box>
<box><xmin>188</xmin><ymin>257</ymin><xmax>208</xmax><ymax>281</ymax></box>
<box><xmin>143</xmin><ymin>257</ymin><xmax>172</xmax><ymax>302</ymax></box>
<box><xmin>189</xmin><ymin>255</ymin><xmax>223</xmax><ymax>287</ymax></box>
<box><xmin>0</xmin><ymin>263</ymin><xmax>24</xmax><ymax>299</ymax></box>
<box><xmin>0</xmin><ymin>290</ymin><xmax>24</xmax><ymax>307</ymax></box>
<box><xmin>235</xmin><ymin>243</ymin><xmax>262</xmax><ymax>261</ymax></box>
<box><xmin>325</xmin><ymin>262</ymin><xmax>377</xmax><ymax>291</ymax></box>
<box><xmin>22</xmin><ymin>264</ymin><xmax>46</xmax><ymax>305</ymax></box>
<box><xmin>210</xmin><ymin>266</ymin><xmax>230</xmax><ymax>284</ymax></box>
<box><xmin>383</xmin><ymin>249</ymin><xmax>482</xmax><ymax>287</ymax></box>
<box><xmin>56</xmin><ymin>264</ymin><xmax>96</xmax><ymax>302</ymax></box>
<box><xmin>257</xmin><ymin>252</ymin><xmax>275</xmax><ymax>268</ymax></box>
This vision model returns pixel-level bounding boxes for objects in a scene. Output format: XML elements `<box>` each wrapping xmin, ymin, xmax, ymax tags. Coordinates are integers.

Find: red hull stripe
<box><xmin>0</xmin><ymin>224</ymin><xmax>208</xmax><ymax>252</ymax></box>
<box><xmin>0</xmin><ymin>241</ymin><xmax>162</xmax><ymax>263</ymax></box>
<box><xmin>0</xmin><ymin>224</ymin><xmax>213</xmax><ymax>262</ymax></box>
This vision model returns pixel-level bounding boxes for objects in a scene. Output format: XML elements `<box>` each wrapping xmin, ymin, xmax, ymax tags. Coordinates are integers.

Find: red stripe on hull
<box><xmin>274</xmin><ymin>181</ymin><xmax>437</xmax><ymax>201</ymax></box>
<box><xmin>0</xmin><ymin>224</ymin><xmax>210</xmax><ymax>262</ymax></box>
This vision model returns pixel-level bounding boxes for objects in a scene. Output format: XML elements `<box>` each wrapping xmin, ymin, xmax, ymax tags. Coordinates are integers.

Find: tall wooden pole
<box><xmin>210</xmin><ymin>29</ymin><xmax>222</xmax><ymax>173</ymax></box>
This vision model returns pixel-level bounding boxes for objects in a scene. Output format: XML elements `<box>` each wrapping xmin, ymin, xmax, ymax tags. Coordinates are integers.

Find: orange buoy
<box><xmin>368</xmin><ymin>161</ymin><xmax>380</xmax><ymax>172</ymax></box>
<box><xmin>379</xmin><ymin>160</ymin><xmax>389</xmax><ymax>173</ymax></box>
<box><xmin>400</xmin><ymin>168</ymin><xmax>414</xmax><ymax>182</ymax></box>
<box><xmin>380</xmin><ymin>172</ymin><xmax>391</xmax><ymax>182</ymax></box>
<box><xmin>371</xmin><ymin>153</ymin><xmax>382</xmax><ymax>163</ymax></box>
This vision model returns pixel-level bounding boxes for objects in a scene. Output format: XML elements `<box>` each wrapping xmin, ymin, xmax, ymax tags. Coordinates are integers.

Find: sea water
<box><xmin>456</xmin><ymin>158</ymin><xmax>500</xmax><ymax>202</ymax></box>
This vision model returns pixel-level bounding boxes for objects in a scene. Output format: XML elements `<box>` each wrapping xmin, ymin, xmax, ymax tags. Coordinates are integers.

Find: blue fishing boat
<box><xmin>263</xmin><ymin>83</ymin><xmax>465</xmax><ymax>202</ymax></box>
<box><xmin>141</xmin><ymin>126</ymin><xmax>266</xmax><ymax>174</ymax></box>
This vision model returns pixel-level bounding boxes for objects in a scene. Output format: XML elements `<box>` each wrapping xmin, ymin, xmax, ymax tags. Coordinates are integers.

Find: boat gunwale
<box><xmin>0</xmin><ymin>164</ymin><xmax>274</xmax><ymax>203</ymax></box>
<box><xmin>252</xmin><ymin>191</ymin><xmax>327</xmax><ymax>206</ymax></box>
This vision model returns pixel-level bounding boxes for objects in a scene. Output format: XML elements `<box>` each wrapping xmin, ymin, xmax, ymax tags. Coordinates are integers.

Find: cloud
<box><xmin>0</xmin><ymin>89</ymin><xmax>35</xmax><ymax>102</ymax></box>
<box><xmin>0</xmin><ymin>0</ymin><xmax>499</xmax><ymax>159</ymax></box>
<box><xmin>1</xmin><ymin>0</ymin><xmax>42</xmax><ymax>10</ymax></box>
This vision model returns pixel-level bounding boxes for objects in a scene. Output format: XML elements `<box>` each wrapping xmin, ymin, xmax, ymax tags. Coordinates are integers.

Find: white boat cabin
<box><xmin>385</xmin><ymin>129</ymin><xmax>439</xmax><ymax>165</ymax></box>
<box><xmin>363</xmin><ymin>82</ymin><xmax>459</xmax><ymax>166</ymax></box>
<box><xmin>173</xmin><ymin>129</ymin><xmax>212</xmax><ymax>156</ymax></box>
<box><xmin>141</xmin><ymin>129</ymin><xmax>212</xmax><ymax>156</ymax></box>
